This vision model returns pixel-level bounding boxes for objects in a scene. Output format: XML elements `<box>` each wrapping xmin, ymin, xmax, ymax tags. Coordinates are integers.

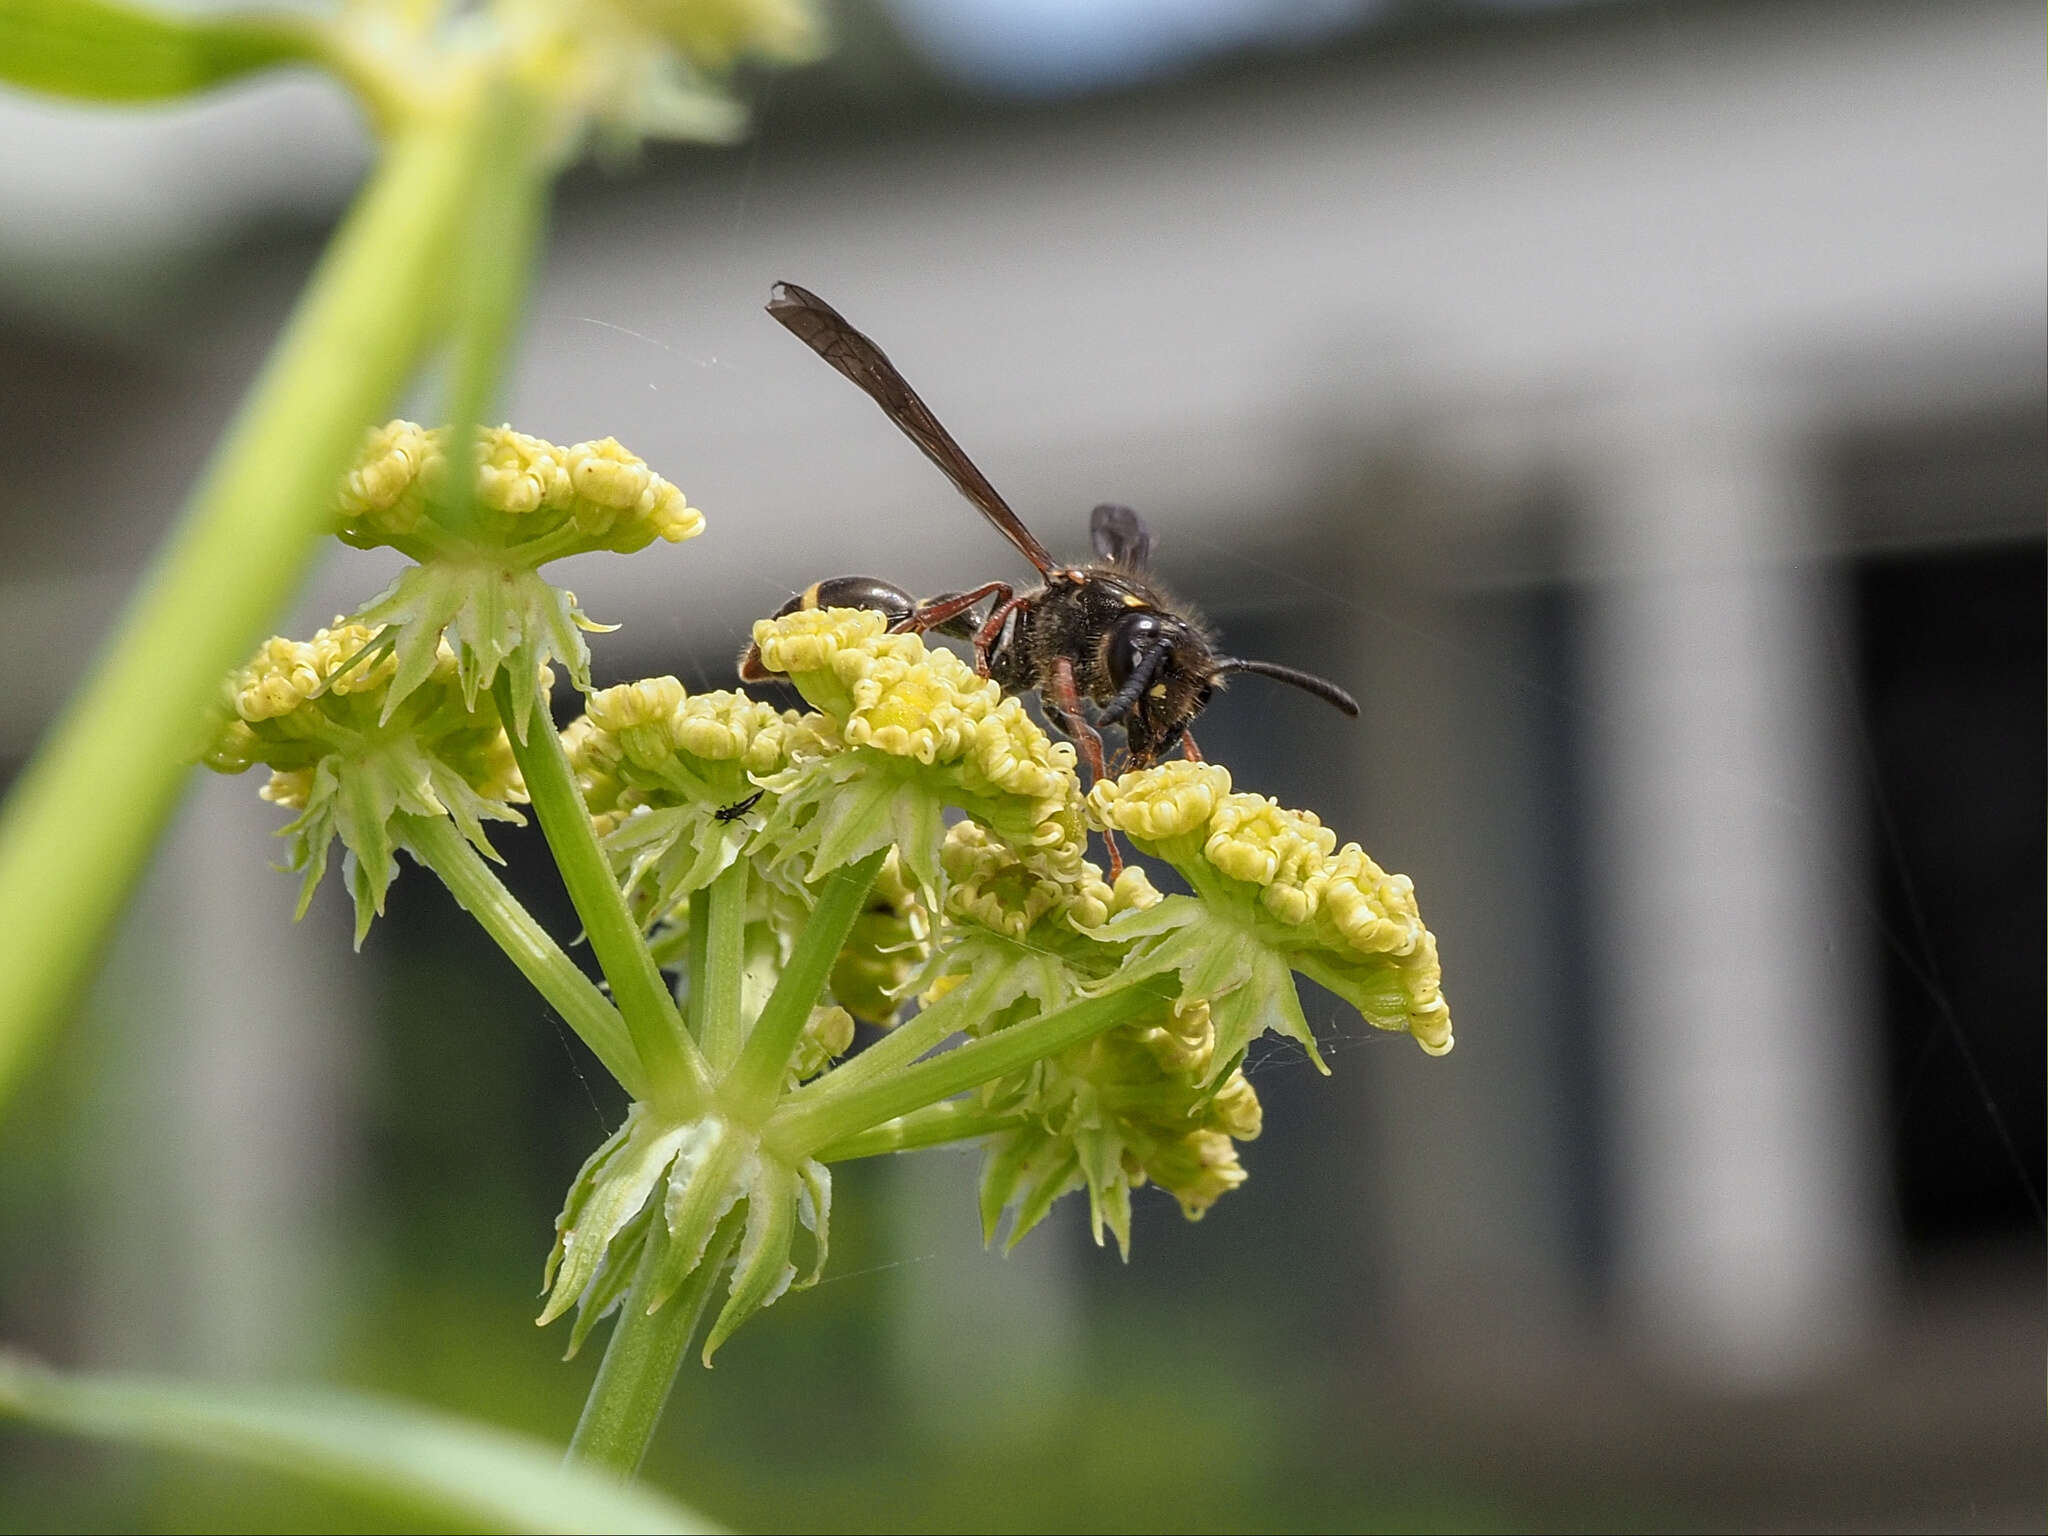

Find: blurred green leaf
<box><xmin>0</xmin><ymin>1351</ymin><xmax>721</xmax><ymax>1534</ymax></box>
<box><xmin>0</xmin><ymin>0</ymin><xmax>329</xmax><ymax>102</ymax></box>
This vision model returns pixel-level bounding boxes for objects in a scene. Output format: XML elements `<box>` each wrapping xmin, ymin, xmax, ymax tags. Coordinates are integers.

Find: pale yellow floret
<box><xmin>751</xmin><ymin>606</ymin><xmax>891</xmax><ymax>678</ymax></box>
<box><xmin>1320</xmin><ymin>843</ymin><xmax>1425</xmax><ymax>957</ymax></box>
<box><xmin>644</xmin><ymin>480</ymin><xmax>706</xmax><ymax>543</ymax></box>
<box><xmin>1087</xmin><ymin>761</ymin><xmax>1232</xmax><ymax>843</ymax></box>
<box><xmin>1203</xmin><ymin>794</ymin><xmax>1337</xmax><ymax>923</ymax></box>
<box><xmin>338</xmin><ymin>420</ymin><xmax>436</xmax><ymax>531</ymax></box>
<box><xmin>231</xmin><ymin>623</ymin><xmax>401</xmax><ymax>723</ymax></box>
<box><xmin>565</xmin><ymin>436</ymin><xmax>650</xmax><ymax>511</ymax></box>
<box><xmin>259</xmin><ymin>767</ymin><xmax>317</xmax><ymax>810</ymax></box>
<box><xmin>1130</xmin><ymin>997</ymin><xmax>1214</xmax><ymax>1078</ymax></box>
<box><xmin>1146</xmin><ymin>1128</ymin><xmax>1248</xmax><ymax>1218</ymax></box>
<box><xmin>588</xmin><ymin>676</ymin><xmax>685</xmax><ymax>734</ymax></box>
<box><xmin>939</xmin><ymin>821</ymin><xmax>1142</xmax><ymax>939</ymax></box>
<box><xmin>1206</xmin><ymin>1071</ymin><xmax>1263</xmax><ymax>1141</ymax></box>
<box><xmin>673</xmin><ymin>694</ymin><xmax>789</xmax><ymax>775</ymax></box>
<box><xmin>476</xmin><ymin>428</ymin><xmax>568</xmax><ymax>515</ymax></box>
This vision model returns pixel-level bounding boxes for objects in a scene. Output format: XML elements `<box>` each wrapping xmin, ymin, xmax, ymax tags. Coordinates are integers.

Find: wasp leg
<box><xmin>971</xmin><ymin>590</ymin><xmax>1032</xmax><ymax>676</ymax></box>
<box><xmin>1051</xmin><ymin>655</ymin><xmax>1124</xmax><ymax>879</ymax></box>
<box><xmin>1181</xmin><ymin>730</ymin><xmax>1203</xmax><ymax>764</ymax></box>
<box><xmin>894</xmin><ymin>581</ymin><xmax>1011</xmax><ymax>639</ymax></box>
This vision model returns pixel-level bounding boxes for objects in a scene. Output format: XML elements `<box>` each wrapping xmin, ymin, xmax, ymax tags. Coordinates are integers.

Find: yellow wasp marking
<box><xmin>1120</xmin><ymin>593</ymin><xmax>1146</xmax><ymax>608</ymax></box>
<box><xmin>799</xmin><ymin>581</ymin><xmax>824</xmax><ymax>610</ymax></box>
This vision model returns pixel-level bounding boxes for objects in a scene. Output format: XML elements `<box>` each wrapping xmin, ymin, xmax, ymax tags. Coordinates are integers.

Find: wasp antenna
<box><xmin>1216</xmin><ymin>658</ymin><xmax>1360</xmax><ymax>717</ymax></box>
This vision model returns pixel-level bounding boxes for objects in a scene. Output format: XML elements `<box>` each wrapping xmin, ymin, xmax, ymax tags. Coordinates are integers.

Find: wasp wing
<box><xmin>767</xmin><ymin>283</ymin><xmax>1058</xmax><ymax>575</ymax></box>
<box><xmin>1089</xmin><ymin>503</ymin><xmax>1154</xmax><ymax>568</ymax></box>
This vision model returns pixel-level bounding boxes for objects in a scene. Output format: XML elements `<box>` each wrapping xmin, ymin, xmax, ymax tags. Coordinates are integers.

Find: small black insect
<box><xmin>714</xmin><ymin>790</ymin><xmax>766</xmax><ymax>823</ymax></box>
<box><xmin>738</xmin><ymin>283</ymin><xmax>1357</xmax><ymax>804</ymax></box>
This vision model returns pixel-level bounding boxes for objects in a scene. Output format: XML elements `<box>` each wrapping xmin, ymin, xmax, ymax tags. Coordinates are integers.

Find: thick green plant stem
<box><xmin>495</xmin><ymin>677</ymin><xmax>707</xmax><ymax>1115</ymax></box>
<box><xmin>566</xmin><ymin>1207</ymin><xmax>743</xmax><ymax>1477</ymax></box>
<box><xmin>765</xmin><ymin>976</ymin><xmax>1174</xmax><ymax>1159</ymax></box>
<box><xmin>400</xmin><ymin>814</ymin><xmax>643</xmax><ymax>1098</ymax></box>
<box><xmin>0</xmin><ymin>105</ymin><xmax>496</xmax><ymax>1111</ymax></box>
<box><xmin>695</xmin><ymin>860</ymin><xmax>748</xmax><ymax>1072</ymax></box>
<box><xmin>433</xmin><ymin>77</ymin><xmax>550</xmax><ymax>555</ymax></box>
<box><xmin>722</xmin><ymin>849</ymin><xmax>887</xmax><ymax>1116</ymax></box>
<box><xmin>774</xmin><ymin>967</ymin><xmax>994</xmax><ymax>1113</ymax></box>
<box><xmin>681</xmin><ymin>888</ymin><xmax>710</xmax><ymax>1043</ymax></box>
<box><xmin>816</xmin><ymin>1100</ymin><xmax>1026</xmax><ymax>1163</ymax></box>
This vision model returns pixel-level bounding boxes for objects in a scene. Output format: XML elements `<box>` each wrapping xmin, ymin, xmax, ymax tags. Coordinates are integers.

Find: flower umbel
<box><xmin>1090</xmin><ymin>762</ymin><xmax>1455</xmax><ymax>1064</ymax></box>
<box><xmin>204</xmin><ymin>619</ymin><xmax>529</xmax><ymax>942</ymax></box>
<box><xmin>563</xmin><ymin>675</ymin><xmax>833</xmax><ymax>924</ymax></box>
<box><xmin>749</xmin><ymin>609</ymin><xmax>1086</xmax><ymax>889</ymax></box>
<box><xmin>338</xmin><ymin>422</ymin><xmax>704</xmax><ymax>733</ymax></box>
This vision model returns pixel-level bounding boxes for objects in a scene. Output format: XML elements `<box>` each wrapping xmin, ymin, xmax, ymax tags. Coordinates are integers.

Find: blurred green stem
<box><xmin>399</xmin><ymin>813</ymin><xmax>644</xmax><ymax>1098</ymax></box>
<box><xmin>816</xmin><ymin>1100</ymin><xmax>1026</xmax><ymax>1162</ymax></box>
<box><xmin>0</xmin><ymin>100</ymin><xmax>499</xmax><ymax>1112</ymax></box>
<box><xmin>695</xmin><ymin>859</ymin><xmax>748</xmax><ymax>1072</ymax></box>
<box><xmin>567</xmin><ymin>1208</ymin><xmax>743</xmax><ymax>1477</ymax></box>
<box><xmin>496</xmin><ymin>677</ymin><xmax>709</xmax><ymax>1115</ymax></box>
<box><xmin>721</xmin><ymin>850</ymin><xmax>886</xmax><ymax>1117</ymax></box>
<box><xmin>766</xmin><ymin>976</ymin><xmax>1174</xmax><ymax>1160</ymax></box>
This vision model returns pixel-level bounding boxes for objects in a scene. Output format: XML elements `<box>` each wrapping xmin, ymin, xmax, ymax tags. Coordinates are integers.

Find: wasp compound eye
<box><xmin>1106</xmin><ymin>612</ymin><xmax>1170</xmax><ymax>693</ymax></box>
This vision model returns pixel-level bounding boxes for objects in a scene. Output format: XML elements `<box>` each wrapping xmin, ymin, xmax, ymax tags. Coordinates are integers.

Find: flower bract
<box><xmin>204</xmin><ymin>619</ymin><xmax>529</xmax><ymax>942</ymax></box>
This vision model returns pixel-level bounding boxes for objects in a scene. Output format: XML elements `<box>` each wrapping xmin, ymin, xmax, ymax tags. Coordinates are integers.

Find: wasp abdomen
<box><xmin>775</xmin><ymin>575</ymin><xmax>922</xmax><ymax>628</ymax></box>
<box><xmin>741</xmin><ymin>576</ymin><xmax>927</xmax><ymax>684</ymax></box>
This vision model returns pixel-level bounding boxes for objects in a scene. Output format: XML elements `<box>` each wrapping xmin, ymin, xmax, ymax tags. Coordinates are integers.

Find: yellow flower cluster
<box><xmin>1064</xmin><ymin>991</ymin><xmax>1263</xmax><ymax>1221</ymax></box>
<box><xmin>1091</xmin><ymin>762</ymin><xmax>1453</xmax><ymax>1056</ymax></box>
<box><xmin>751</xmin><ymin>609</ymin><xmax>1084</xmax><ymax>858</ymax></box>
<box><xmin>564</xmin><ymin>676</ymin><xmax>833</xmax><ymax>835</ymax></box>
<box><xmin>336</xmin><ymin>421</ymin><xmax>704</xmax><ymax>559</ymax></box>
<box><xmin>986</xmin><ymin>994</ymin><xmax>1265</xmax><ymax>1247</ymax></box>
<box><xmin>207</xmin><ymin>619</ymin><xmax>522</xmax><ymax>811</ymax></box>
<box><xmin>938</xmin><ymin>820</ymin><xmax>1157</xmax><ymax>941</ymax></box>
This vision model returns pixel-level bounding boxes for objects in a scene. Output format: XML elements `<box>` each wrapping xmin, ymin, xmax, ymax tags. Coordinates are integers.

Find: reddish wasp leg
<box><xmin>969</xmin><ymin>590</ymin><xmax>1031</xmax><ymax>675</ymax></box>
<box><xmin>1181</xmin><ymin>730</ymin><xmax>1203</xmax><ymax>763</ymax></box>
<box><xmin>1051</xmin><ymin>656</ymin><xmax>1125</xmax><ymax>879</ymax></box>
<box><xmin>893</xmin><ymin>581</ymin><xmax>1012</xmax><ymax>637</ymax></box>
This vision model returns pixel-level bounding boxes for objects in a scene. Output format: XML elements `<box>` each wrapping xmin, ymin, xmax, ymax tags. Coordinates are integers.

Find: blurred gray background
<box><xmin>1</xmin><ymin>1</ymin><xmax>2041</xmax><ymax>1530</ymax></box>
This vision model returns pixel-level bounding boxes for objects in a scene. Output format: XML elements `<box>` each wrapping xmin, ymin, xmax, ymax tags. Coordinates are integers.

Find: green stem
<box><xmin>696</xmin><ymin>860</ymin><xmax>748</xmax><ymax>1073</ymax></box>
<box><xmin>765</xmin><ymin>975</ymin><xmax>1173</xmax><ymax>1160</ymax></box>
<box><xmin>681</xmin><ymin>888</ymin><xmax>709</xmax><ymax>1043</ymax></box>
<box><xmin>815</xmin><ymin>1100</ymin><xmax>1026</xmax><ymax>1163</ymax></box>
<box><xmin>433</xmin><ymin>77</ymin><xmax>549</xmax><ymax>546</ymax></box>
<box><xmin>566</xmin><ymin>1206</ymin><xmax>742</xmax><ymax>1477</ymax></box>
<box><xmin>495</xmin><ymin>677</ymin><xmax>707</xmax><ymax>1115</ymax></box>
<box><xmin>400</xmin><ymin>814</ymin><xmax>643</xmax><ymax>1099</ymax></box>
<box><xmin>0</xmin><ymin>103</ymin><xmax>495</xmax><ymax>1111</ymax></box>
<box><xmin>773</xmin><ymin>968</ymin><xmax>994</xmax><ymax>1117</ymax></box>
<box><xmin>722</xmin><ymin>850</ymin><xmax>886</xmax><ymax>1118</ymax></box>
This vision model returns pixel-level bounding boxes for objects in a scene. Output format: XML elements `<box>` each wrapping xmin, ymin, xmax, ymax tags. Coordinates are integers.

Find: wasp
<box><xmin>739</xmin><ymin>283</ymin><xmax>1358</xmax><ymax>852</ymax></box>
